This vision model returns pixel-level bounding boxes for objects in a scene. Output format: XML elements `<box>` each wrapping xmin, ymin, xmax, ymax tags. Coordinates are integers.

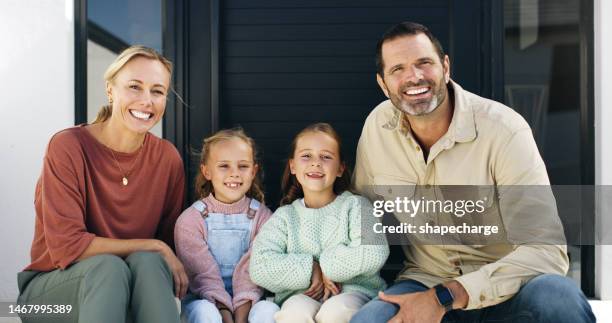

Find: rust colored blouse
<box><xmin>26</xmin><ymin>125</ymin><xmax>185</xmax><ymax>271</ymax></box>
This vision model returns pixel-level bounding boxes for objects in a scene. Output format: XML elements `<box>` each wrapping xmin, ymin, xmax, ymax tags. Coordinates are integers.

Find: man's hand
<box><xmin>378</xmin><ymin>289</ymin><xmax>445</xmax><ymax>323</ymax></box>
<box><xmin>304</xmin><ymin>260</ymin><xmax>324</xmax><ymax>300</ymax></box>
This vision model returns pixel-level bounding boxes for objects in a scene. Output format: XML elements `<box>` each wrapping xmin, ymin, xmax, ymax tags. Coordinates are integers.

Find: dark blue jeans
<box><xmin>350</xmin><ymin>274</ymin><xmax>595</xmax><ymax>323</ymax></box>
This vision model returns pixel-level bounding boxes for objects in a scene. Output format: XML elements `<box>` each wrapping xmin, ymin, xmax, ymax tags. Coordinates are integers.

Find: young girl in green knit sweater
<box><xmin>250</xmin><ymin>123</ymin><xmax>389</xmax><ymax>323</ymax></box>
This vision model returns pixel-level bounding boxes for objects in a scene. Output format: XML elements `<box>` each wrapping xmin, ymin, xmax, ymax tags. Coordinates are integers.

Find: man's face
<box><xmin>377</xmin><ymin>34</ymin><xmax>450</xmax><ymax>116</ymax></box>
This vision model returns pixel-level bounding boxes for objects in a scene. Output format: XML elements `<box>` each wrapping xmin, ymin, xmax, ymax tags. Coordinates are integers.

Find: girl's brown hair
<box><xmin>280</xmin><ymin>123</ymin><xmax>352</xmax><ymax>206</ymax></box>
<box><xmin>194</xmin><ymin>128</ymin><xmax>265</xmax><ymax>204</ymax></box>
<box><xmin>93</xmin><ymin>45</ymin><xmax>173</xmax><ymax>124</ymax></box>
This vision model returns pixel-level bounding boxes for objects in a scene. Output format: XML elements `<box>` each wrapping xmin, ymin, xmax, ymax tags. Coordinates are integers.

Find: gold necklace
<box><xmin>107</xmin><ymin>141</ymin><xmax>144</xmax><ymax>186</ymax></box>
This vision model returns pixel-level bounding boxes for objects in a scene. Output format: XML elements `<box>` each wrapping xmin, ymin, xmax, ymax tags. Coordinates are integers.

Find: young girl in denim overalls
<box><xmin>175</xmin><ymin>128</ymin><xmax>279</xmax><ymax>323</ymax></box>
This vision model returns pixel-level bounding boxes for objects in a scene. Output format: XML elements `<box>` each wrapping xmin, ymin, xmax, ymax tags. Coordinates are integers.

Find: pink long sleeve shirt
<box><xmin>174</xmin><ymin>194</ymin><xmax>272</xmax><ymax>311</ymax></box>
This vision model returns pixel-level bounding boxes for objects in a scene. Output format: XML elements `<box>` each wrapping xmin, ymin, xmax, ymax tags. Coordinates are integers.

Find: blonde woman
<box><xmin>17</xmin><ymin>46</ymin><xmax>187</xmax><ymax>323</ymax></box>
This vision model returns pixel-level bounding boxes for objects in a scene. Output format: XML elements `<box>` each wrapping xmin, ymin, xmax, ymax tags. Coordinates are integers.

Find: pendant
<box><xmin>122</xmin><ymin>177</ymin><xmax>128</xmax><ymax>186</ymax></box>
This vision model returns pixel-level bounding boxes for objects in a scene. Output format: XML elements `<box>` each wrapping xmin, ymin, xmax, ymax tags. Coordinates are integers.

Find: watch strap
<box><xmin>433</xmin><ymin>284</ymin><xmax>454</xmax><ymax>312</ymax></box>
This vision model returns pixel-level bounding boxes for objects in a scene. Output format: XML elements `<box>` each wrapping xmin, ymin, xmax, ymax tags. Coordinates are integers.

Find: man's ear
<box><xmin>443</xmin><ymin>55</ymin><xmax>451</xmax><ymax>84</ymax></box>
<box><xmin>376</xmin><ymin>73</ymin><xmax>389</xmax><ymax>98</ymax></box>
<box><xmin>376</xmin><ymin>74</ymin><xmax>390</xmax><ymax>98</ymax></box>
<box><xmin>201</xmin><ymin>164</ymin><xmax>211</xmax><ymax>180</ymax></box>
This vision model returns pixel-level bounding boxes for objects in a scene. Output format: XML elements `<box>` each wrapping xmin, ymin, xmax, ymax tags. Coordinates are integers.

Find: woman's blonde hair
<box><xmin>280</xmin><ymin>123</ymin><xmax>352</xmax><ymax>206</ymax></box>
<box><xmin>194</xmin><ymin>128</ymin><xmax>266</xmax><ymax>204</ymax></box>
<box><xmin>92</xmin><ymin>45</ymin><xmax>173</xmax><ymax>124</ymax></box>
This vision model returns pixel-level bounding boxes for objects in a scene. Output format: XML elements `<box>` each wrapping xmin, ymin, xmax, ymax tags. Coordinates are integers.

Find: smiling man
<box><xmin>351</xmin><ymin>22</ymin><xmax>594</xmax><ymax>323</ymax></box>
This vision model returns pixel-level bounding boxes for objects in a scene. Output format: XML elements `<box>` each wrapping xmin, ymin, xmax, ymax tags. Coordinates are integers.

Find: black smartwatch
<box><xmin>433</xmin><ymin>284</ymin><xmax>455</xmax><ymax>312</ymax></box>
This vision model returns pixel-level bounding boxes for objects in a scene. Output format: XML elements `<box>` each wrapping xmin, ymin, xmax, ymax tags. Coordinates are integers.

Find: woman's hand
<box><xmin>304</xmin><ymin>260</ymin><xmax>324</xmax><ymax>301</ymax></box>
<box><xmin>157</xmin><ymin>241</ymin><xmax>189</xmax><ymax>299</ymax></box>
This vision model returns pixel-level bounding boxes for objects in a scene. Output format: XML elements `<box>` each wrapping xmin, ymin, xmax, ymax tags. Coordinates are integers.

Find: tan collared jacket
<box><xmin>353</xmin><ymin>81</ymin><xmax>569</xmax><ymax>310</ymax></box>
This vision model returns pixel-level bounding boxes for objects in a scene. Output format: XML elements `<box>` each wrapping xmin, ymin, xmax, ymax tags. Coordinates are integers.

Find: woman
<box><xmin>17</xmin><ymin>46</ymin><xmax>187</xmax><ymax>323</ymax></box>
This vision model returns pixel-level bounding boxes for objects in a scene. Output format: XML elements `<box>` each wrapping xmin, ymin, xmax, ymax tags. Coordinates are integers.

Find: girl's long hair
<box><xmin>279</xmin><ymin>123</ymin><xmax>351</xmax><ymax>206</ymax></box>
<box><xmin>194</xmin><ymin>128</ymin><xmax>265</xmax><ymax>204</ymax></box>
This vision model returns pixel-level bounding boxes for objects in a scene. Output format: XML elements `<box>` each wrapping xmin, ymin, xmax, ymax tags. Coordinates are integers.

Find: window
<box><xmin>503</xmin><ymin>0</ymin><xmax>594</xmax><ymax>290</ymax></box>
<box><xmin>78</xmin><ymin>0</ymin><xmax>164</xmax><ymax>136</ymax></box>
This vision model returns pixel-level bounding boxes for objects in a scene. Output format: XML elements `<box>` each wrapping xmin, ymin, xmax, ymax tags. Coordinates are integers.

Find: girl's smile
<box><xmin>202</xmin><ymin>137</ymin><xmax>258</xmax><ymax>204</ymax></box>
<box><xmin>290</xmin><ymin>131</ymin><xmax>345</xmax><ymax>208</ymax></box>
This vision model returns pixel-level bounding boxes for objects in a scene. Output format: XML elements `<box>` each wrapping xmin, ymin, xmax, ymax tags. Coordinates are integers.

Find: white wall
<box><xmin>87</xmin><ymin>40</ymin><xmax>117</xmax><ymax>124</ymax></box>
<box><xmin>594</xmin><ymin>0</ymin><xmax>612</xmax><ymax>301</ymax></box>
<box><xmin>0</xmin><ymin>0</ymin><xmax>74</xmax><ymax>306</ymax></box>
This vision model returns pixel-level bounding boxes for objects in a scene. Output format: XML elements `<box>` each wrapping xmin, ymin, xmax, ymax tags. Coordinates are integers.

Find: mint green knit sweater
<box><xmin>249</xmin><ymin>191</ymin><xmax>389</xmax><ymax>305</ymax></box>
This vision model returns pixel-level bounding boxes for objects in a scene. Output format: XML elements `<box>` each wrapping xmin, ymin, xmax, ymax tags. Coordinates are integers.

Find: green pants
<box><xmin>17</xmin><ymin>252</ymin><xmax>180</xmax><ymax>323</ymax></box>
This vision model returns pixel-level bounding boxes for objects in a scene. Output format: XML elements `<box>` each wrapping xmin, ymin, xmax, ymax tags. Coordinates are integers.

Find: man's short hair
<box><xmin>375</xmin><ymin>22</ymin><xmax>446</xmax><ymax>76</ymax></box>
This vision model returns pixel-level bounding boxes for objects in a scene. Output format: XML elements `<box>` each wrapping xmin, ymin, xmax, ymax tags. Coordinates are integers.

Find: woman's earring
<box><xmin>109</xmin><ymin>97</ymin><xmax>113</xmax><ymax>105</ymax></box>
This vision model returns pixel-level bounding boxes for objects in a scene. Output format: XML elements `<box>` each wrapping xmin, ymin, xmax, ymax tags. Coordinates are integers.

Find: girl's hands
<box><xmin>216</xmin><ymin>302</ymin><xmax>234</xmax><ymax>323</ymax></box>
<box><xmin>234</xmin><ymin>302</ymin><xmax>251</xmax><ymax>323</ymax></box>
<box><xmin>157</xmin><ymin>241</ymin><xmax>189</xmax><ymax>299</ymax></box>
<box><xmin>321</xmin><ymin>274</ymin><xmax>341</xmax><ymax>301</ymax></box>
<box><xmin>305</xmin><ymin>260</ymin><xmax>341</xmax><ymax>301</ymax></box>
<box><xmin>220</xmin><ymin>308</ymin><xmax>234</xmax><ymax>323</ymax></box>
<box><xmin>215</xmin><ymin>302</ymin><xmax>249</xmax><ymax>323</ymax></box>
<box><xmin>304</xmin><ymin>260</ymin><xmax>325</xmax><ymax>300</ymax></box>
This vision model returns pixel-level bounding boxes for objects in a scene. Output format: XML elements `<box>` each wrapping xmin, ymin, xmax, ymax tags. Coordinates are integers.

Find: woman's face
<box><xmin>289</xmin><ymin>131</ymin><xmax>344</xmax><ymax>197</ymax></box>
<box><xmin>107</xmin><ymin>56</ymin><xmax>171</xmax><ymax>134</ymax></box>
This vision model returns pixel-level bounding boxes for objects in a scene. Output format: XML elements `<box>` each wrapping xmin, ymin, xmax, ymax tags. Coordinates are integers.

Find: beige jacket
<box><xmin>353</xmin><ymin>81</ymin><xmax>569</xmax><ymax>310</ymax></box>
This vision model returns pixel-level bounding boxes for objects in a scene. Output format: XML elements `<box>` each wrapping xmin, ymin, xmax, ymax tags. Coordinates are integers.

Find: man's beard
<box><xmin>389</xmin><ymin>77</ymin><xmax>447</xmax><ymax>116</ymax></box>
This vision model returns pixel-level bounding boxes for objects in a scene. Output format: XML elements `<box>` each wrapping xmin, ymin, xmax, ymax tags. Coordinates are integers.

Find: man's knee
<box><xmin>350</xmin><ymin>281</ymin><xmax>425</xmax><ymax>323</ymax></box>
<box><xmin>517</xmin><ymin>274</ymin><xmax>594</xmax><ymax>322</ymax></box>
<box><xmin>350</xmin><ymin>299</ymin><xmax>398</xmax><ymax>323</ymax></box>
<box><xmin>522</xmin><ymin>274</ymin><xmax>584</xmax><ymax>304</ymax></box>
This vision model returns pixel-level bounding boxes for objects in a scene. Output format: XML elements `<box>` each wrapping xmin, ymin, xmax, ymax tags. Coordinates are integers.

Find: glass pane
<box><xmin>88</xmin><ymin>0</ymin><xmax>162</xmax><ymax>51</ymax></box>
<box><xmin>504</xmin><ymin>0</ymin><xmax>582</xmax><ymax>284</ymax></box>
<box><xmin>86</xmin><ymin>0</ymin><xmax>163</xmax><ymax>137</ymax></box>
